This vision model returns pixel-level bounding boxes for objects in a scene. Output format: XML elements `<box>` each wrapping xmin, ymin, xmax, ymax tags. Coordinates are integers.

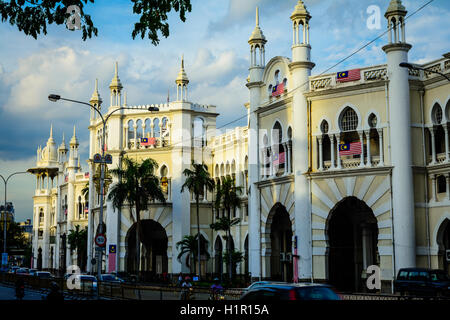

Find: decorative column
<box><xmin>359</xmin><ymin>131</ymin><xmax>365</xmax><ymax>167</ymax></box>
<box><xmin>431</xmin><ymin>174</ymin><xmax>437</xmax><ymax>202</ymax></box>
<box><xmin>365</xmin><ymin>130</ymin><xmax>372</xmax><ymax>167</ymax></box>
<box><xmin>335</xmin><ymin>134</ymin><xmax>342</xmax><ymax>169</ymax></box>
<box><xmin>287</xmin><ymin>141</ymin><xmax>292</xmax><ymax>173</ymax></box>
<box><xmin>330</xmin><ymin>135</ymin><xmax>336</xmax><ymax>169</ymax></box>
<box><xmin>377</xmin><ymin>128</ymin><xmax>384</xmax><ymax>166</ymax></box>
<box><xmin>318</xmin><ymin>136</ymin><xmax>323</xmax><ymax>171</ymax></box>
<box><xmin>430</xmin><ymin>127</ymin><xmax>436</xmax><ymax>164</ymax></box>
<box><xmin>444</xmin><ymin>125</ymin><xmax>450</xmax><ymax>162</ymax></box>
<box><xmin>133</xmin><ymin>125</ymin><xmax>138</xmax><ymax>149</ymax></box>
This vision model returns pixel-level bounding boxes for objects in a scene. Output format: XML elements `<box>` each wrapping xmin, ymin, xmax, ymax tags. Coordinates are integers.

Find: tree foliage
<box><xmin>67</xmin><ymin>224</ymin><xmax>88</xmax><ymax>270</ymax></box>
<box><xmin>108</xmin><ymin>157</ymin><xmax>166</xmax><ymax>277</ymax></box>
<box><xmin>181</xmin><ymin>162</ymin><xmax>214</xmax><ymax>279</ymax></box>
<box><xmin>0</xmin><ymin>0</ymin><xmax>192</xmax><ymax>45</ymax></box>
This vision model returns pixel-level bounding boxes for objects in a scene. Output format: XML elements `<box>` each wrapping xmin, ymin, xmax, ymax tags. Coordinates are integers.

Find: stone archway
<box><xmin>327</xmin><ymin>196</ymin><xmax>379</xmax><ymax>292</ymax></box>
<box><xmin>268</xmin><ymin>203</ymin><xmax>293</xmax><ymax>282</ymax></box>
<box><xmin>436</xmin><ymin>218</ymin><xmax>450</xmax><ymax>274</ymax></box>
<box><xmin>125</xmin><ymin>219</ymin><xmax>168</xmax><ymax>281</ymax></box>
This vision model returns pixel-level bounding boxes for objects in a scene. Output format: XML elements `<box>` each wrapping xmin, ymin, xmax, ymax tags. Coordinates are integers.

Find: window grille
<box><xmin>320</xmin><ymin>121</ymin><xmax>329</xmax><ymax>134</ymax></box>
<box><xmin>340</xmin><ymin>108</ymin><xmax>358</xmax><ymax>131</ymax></box>
<box><xmin>369</xmin><ymin>114</ymin><xmax>377</xmax><ymax>128</ymax></box>
<box><xmin>434</xmin><ymin>107</ymin><xmax>443</xmax><ymax>124</ymax></box>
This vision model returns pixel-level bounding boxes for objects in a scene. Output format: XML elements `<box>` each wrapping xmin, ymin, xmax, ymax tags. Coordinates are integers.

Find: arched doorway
<box><xmin>37</xmin><ymin>248</ymin><xmax>42</xmax><ymax>270</ymax></box>
<box><xmin>327</xmin><ymin>197</ymin><xmax>379</xmax><ymax>292</ymax></box>
<box><xmin>126</xmin><ymin>219</ymin><xmax>168</xmax><ymax>281</ymax></box>
<box><xmin>437</xmin><ymin>218</ymin><xmax>450</xmax><ymax>274</ymax></box>
<box><xmin>214</xmin><ymin>236</ymin><xmax>223</xmax><ymax>277</ymax></box>
<box><xmin>270</xmin><ymin>204</ymin><xmax>292</xmax><ymax>282</ymax></box>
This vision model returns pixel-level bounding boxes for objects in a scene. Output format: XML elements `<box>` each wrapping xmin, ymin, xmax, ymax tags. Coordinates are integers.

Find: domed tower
<box><xmin>246</xmin><ymin>6</ymin><xmax>267</xmax><ymax>281</ymax></box>
<box><xmin>175</xmin><ymin>56</ymin><xmax>189</xmax><ymax>101</ymax></box>
<box><xmin>289</xmin><ymin>0</ymin><xmax>315</xmax><ymax>281</ymax></box>
<box><xmin>382</xmin><ymin>0</ymin><xmax>415</xmax><ymax>271</ymax></box>
<box><xmin>109</xmin><ymin>62</ymin><xmax>123</xmax><ymax>108</ymax></box>
<box><xmin>46</xmin><ymin>124</ymin><xmax>58</xmax><ymax>163</ymax></box>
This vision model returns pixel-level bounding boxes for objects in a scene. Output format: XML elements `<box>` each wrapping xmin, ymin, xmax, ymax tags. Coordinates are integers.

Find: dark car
<box><xmin>99</xmin><ymin>274</ymin><xmax>124</xmax><ymax>283</ymax></box>
<box><xmin>111</xmin><ymin>272</ymin><xmax>137</xmax><ymax>283</ymax></box>
<box><xmin>36</xmin><ymin>271</ymin><xmax>53</xmax><ymax>279</ymax></box>
<box><xmin>394</xmin><ymin>268</ymin><xmax>450</xmax><ymax>297</ymax></box>
<box><xmin>240</xmin><ymin>283</ymin><xmax>341</xmax><ymax>301</ymax></box>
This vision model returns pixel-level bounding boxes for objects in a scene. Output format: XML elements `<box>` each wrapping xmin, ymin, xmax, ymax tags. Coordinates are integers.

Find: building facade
<box><xmin>29</xmin><ymin>0</ymin><xmax>450</xmax><ymax>292</ymax></box>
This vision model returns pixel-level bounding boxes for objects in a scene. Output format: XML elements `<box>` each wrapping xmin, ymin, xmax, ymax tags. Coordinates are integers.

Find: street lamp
<box><xmin>0</xmin><ymin>172</ymin><xmax>28</xmax><ymax>265</ymax></box>
<box><xmin>48</xmin><ymin>94</ymin><xmax>158</xmax><ymax>281</ymax></box>
<box><xmin>399</xmin><ymin>62</ymin><xmax>450</xmax><ymax>82</ymax></box>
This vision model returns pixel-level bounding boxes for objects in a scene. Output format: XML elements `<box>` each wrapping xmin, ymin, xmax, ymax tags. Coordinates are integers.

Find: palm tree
<box><xmin>210</xmin><ymin>176</ymin><xmax>242</xmax><ymax>280</ymax></box>
<box><xmin>67</xmin><ymin>225</ymin><xmax>88</xmax><ymax>271</ymax></box>
<box><xmin>176</xmin><ymin>234</ymin><xmax>211</xmax><ymax>275</ymax></box>
<box><xmin>181</xmin><ymin>162</ymin><xmax>215</xmax><ymax>280</ymax></box>
<box><xmin>108</xmin><ymin>157</ymin><xmax>166</xmax><ymax>280</ymax></box>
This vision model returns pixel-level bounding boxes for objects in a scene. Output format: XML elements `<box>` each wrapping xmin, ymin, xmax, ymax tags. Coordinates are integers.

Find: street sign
<box><xmin>95</xmin><ymin>233</ymin><xmax>106</xmax><ymax>247</ymax></box>
<box><xmin>93</xmin><ymin>153</ymin><xmax>102</xmax><ymax>163</ymax></box>
<box><xmin>1</xmin><ymin>253</ymin><xmax>7</xmax><ymax>266</ymax></box>
<box><xmin>104</xmin><ymin>154</ymin><xmax>113</xmax><ymax>164</ymax></box>
<box><xmin>109</xmin><ymin>244</ymin><xmax>116</xmax><ymax>254</ymax></box>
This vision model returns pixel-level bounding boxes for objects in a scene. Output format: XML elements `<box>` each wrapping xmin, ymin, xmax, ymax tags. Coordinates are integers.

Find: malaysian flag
<box><xmin>337</xmin><ymin>69</ymin><xmax>361</xmax><ymax>82</ymax></box>
<box><xmin>141</xmin><ymin>137</ymin><xmax>156</xmax><ymax>146</ymax></box>
<box><xmin>84</xmin><ymin>205</ymin><xmax>89</xmax><ymax>213</ymax></box>
<box><xmin>84</xmin><ymin>172</ymin><xmax>89</xmax><ymax>179</ymax></box>
<box><xmin>273</xmin><ymin>152</ymin><xmax>286</xmax><ymax>166</ymax></box>
<box><xmin>339</xmin><ymin>142</ymin><xmax>362</xmax><ymax>156</ymax></box>
<box><xmin>271</xmin><ymin>82</ymin><xmax>285</xmax><ymax>97</ymax></box>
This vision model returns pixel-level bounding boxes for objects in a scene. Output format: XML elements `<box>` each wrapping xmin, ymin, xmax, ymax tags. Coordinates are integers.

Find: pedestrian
<box><xmin>177</xmin><ymin>272</ymin><xmax>183</xmax><ymax>287</ymax></box>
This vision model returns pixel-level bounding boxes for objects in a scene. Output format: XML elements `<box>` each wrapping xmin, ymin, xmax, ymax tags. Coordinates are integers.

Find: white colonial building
<box><xmin>30</xmin><ymin>0</ymin><xmax>450</xmax><ymax>293</ymax></box>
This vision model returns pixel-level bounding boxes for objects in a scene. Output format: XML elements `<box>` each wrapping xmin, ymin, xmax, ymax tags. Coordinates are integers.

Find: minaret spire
<box><xmin>256</xmin><ymin>6</ymin><xmax>259</xmax><ymax>26</ymax></box>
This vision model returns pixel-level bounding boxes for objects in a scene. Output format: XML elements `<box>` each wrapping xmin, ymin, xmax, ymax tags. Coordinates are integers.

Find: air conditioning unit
<box><xmin>280</xmin><ymin>253</ymin><xmax>285</xmax><ymax>261</ymax></box>
<box><xmin>446</xmin><ymin>249</ymin><xmax>450</xmax><ymax>262</ymax></box>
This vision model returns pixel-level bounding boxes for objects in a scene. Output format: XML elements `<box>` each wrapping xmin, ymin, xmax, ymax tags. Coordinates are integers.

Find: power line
<box><xmin>127</xmin><ymin>0</ymin><xmax>436</xmax><ymax>149</ymax></box>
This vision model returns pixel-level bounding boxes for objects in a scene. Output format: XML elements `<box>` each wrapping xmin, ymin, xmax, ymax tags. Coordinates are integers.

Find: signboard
<box><xmin>446</xmin><ymin>249</ymin><xmax>450</xmax><ymax>262</ymax></box>
<box><xmin>95</xmin><ymin>233</ymin><xmax>106</xmax><ymax>247</ymax></box>
<box><xmin>1</xmin><ymin>253</ymin><xmax>8</xmax><ymax>266</ymax></box>
<box><xmin>104</xmin><ymin>154</ymin><xmax>113</xmax><ymax>164</ymax></box>
<box><xmin>93</xmin><ymin>153</ymin><xmax>102</xmax><ymax>163</ymax></box>
<box><xmin>109</xmin><ymin>245</ymin><xmax>116</xmax><ymax>254</ymax></box>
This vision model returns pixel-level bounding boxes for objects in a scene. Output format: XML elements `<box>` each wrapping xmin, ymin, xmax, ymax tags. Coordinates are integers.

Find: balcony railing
<box><xmin>322</xmin><ymin>156</ymin><xmax>381</xmax><ymax>171</ymax></box>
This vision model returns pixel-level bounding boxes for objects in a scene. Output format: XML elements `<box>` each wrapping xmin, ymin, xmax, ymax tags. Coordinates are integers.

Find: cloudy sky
<box><xmin>0</xmin><ymin>0</ymin><xmax>449</xmax><ymax>222</ymax></box>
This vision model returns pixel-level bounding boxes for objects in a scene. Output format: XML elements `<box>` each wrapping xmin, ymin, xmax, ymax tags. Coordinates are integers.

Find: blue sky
<box><xmin>0</xmin><ymin>0</ymin><xmax>449</xmax><ymax>221</ymax></box>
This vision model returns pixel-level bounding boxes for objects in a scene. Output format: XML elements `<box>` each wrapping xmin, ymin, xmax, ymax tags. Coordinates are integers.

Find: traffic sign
<box><xmin>95</xmin><ymin>233</ymin><xmax>106</xmax><ymax>247</ymax></box>
<box><xmin>104</xmin><ymin>154</ymin><xmax>113</xmax><ymax>164</ymax></box>
<box><xmin>93</xmin><ymin>153</ymin><xmax>102</xmax><ymax>163</ymax></box>
<box><xmin>109</xmin><ymin>244</ymin><xmax>116</xmax><ymax>254</ymax></box>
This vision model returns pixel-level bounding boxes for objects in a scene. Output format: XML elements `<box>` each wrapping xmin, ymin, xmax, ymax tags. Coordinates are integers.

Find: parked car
<box><xmin>9</xmin><ymin>266</ymin><xmax>20</xmax><ymax>274</ymax></box>
<box><xmin>28</xmin><ymin>269</ymin><xmax>38</xmax><ymax>276</ymax></box>
<box><xmin>244</xmin><ymin>281</ymin><xmax>288</xmax><ymax>292</ymax></box>
<box><xmin>394</xmin><ymin>268</ymin><xmax>450</xmax><ymax>297</ymax></box>
<box><xmin>65</xmin><ymin>274</ymin><xmax>98</xmax><ymax>294</ymax></box>
<box><xmin>99</xmin><ymin>274</ymin><xmax>124</xmax><ymax>283</ymax></box>
<box><xmin>36</xmin><ymin>271</ymin><xmax>53</xmax><ymax>279</ymax></box>
<box><xmin>111</xmin><ymin>271</ymin><xmax>137</xmax><ymax>283</ymax></box>
<box><xmin>15</xmin><ymin>268</ymin><xmax>30</xmax><ymax>275</ymax></box>
<box><xmin>240</xmin><ymin>283</ymin><xmax>341</xmax><ymax>301</ymax></box>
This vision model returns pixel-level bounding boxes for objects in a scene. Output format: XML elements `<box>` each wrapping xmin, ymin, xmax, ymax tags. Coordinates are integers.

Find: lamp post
<box><xmin>399</xmin><ymin>62</ymin><xmax>450</xmax><ymax>82</ymax></box>
<box><xmin>0</xmin><ymin>172</ymin><xmax>28</xmax><ymax>265</ymax></box>
<box><xmin>48</xmin><ymin>94</ymin><xmax>158</xmax><ymax>281</ymax></box>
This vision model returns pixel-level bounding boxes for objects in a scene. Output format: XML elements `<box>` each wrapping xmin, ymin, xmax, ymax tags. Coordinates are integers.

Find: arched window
<box><xmin>272</xmin><ymin>121</ymin><xmax>285</xmax><ymax>176</ymax></box>
<box><xmin>127</xmin><ymin>119</ymin><xmax>134</xmax><ymax>142</ymax></box>
<box><xmin>136</xmin><ymin>119</ymin><xmax>143</xmax><ymax>140</ymax></box>
<box><xmin>274</xmin><ymin>70</ymin><xmax>280</xmax><ymax>84</ymax></box>
<box><xmin>320</xmin><ymin>120</ymin><xmax>329</xmax><ymax>134</ymax></box>
<box><xmin>144</xmin><ymin>118</ymin><xmax>151</xmax><ymax>138</ymax></box>
<box><xmin>193</xmin><ymin>117</ymin><xmax>205</xmax><ymax>147</ymax></box>
<box><xmin>437</xmin><ymin>175</ymin><xmax>446</xmax><ymax>194</ymax></box>
<box><xmin>39</xmin><ymin>208</ymin><xmax>44</xmax><ymax>226</ymax></box>
<box><xmin>432</xmin><ymin>103</ymin><xmax>443</xmax><ymax>125</ymax></box>
<box><xmin>161</xmin><ymin>117</ymin><xmax>169</xmax><ymax>146</ymax></box>
<box><xmin>340</xmin><ymin>107</ymin><xmax>358</xmax><ymax>132</ymax></box>
<box><xmin>78</xmin><ymin>196</ymin><xmax>82</xmax><ymax>218</ymax></box>
<box><xmin>153</xmin><ymin>118</ymin><xmax>160</xmax><ymax>138</ymax></box>
<box><xmin>368</xmin><ymin>113</ymin><xmax>377</xmax><ymax>128</ymax></box>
